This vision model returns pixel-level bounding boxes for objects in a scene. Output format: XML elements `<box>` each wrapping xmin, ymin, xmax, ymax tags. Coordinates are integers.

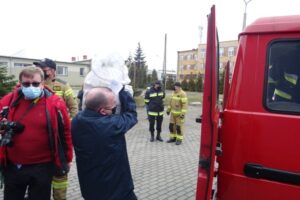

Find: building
<box><xmin>0</xmin><ymin>56</ymin><xmax>91</xmax><ymax>89</ymax></box>
<box><xmin>177</xmin><ymin>49</ymin><xmax>199</xmax><ymax>82</ymax></box>
<box><xmin>177</xmin><ymin>40</ymin><xmax>238</xmax><ymax>82</ymax></box>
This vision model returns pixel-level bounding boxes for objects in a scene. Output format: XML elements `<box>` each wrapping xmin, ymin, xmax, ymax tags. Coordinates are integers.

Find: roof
<box><xmin>240</xmin><ymin>15</ymin><xmax>300</xmax><ymax>37</ymax></box>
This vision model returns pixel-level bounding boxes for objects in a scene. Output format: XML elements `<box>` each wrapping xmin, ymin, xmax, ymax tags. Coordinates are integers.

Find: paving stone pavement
<box><xmin>0</xmin><ymin>105</ymin><xmax>202</xmax><ymax>200</ymax></box>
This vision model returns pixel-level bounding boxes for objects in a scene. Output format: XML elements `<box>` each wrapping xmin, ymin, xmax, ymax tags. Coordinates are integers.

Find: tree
<box><xmin>196</xmin><ymin>73</ymin><xmax>203</xmax><ymax>92</ymax></box>
<box><xmin>188</xmin><ymin>79</ymin><xmax>196</xmax><ymax>91</ymax></box>
<box><xmin>0</xmin><ymin>65</ymin><xmax>16</xmax><ymax>98</ymax></box>
<box><xmin>151</xmin><ymin>69</ymin><xmax>158</xmax><ymax>83</ymax></box>
<box><xmin>181</xmin><ymin>79</ymin><xmax>188</xmax><ymax>91</ymax></box>
<box><xmin>166</xmin><ymin>75</ymin><xmax>175</xmax><ymax>90</ymax></box>
<box><xmin>134</xmin><ymin>42</ymin><xmax>148</xmax><ymax>89</ymax></box>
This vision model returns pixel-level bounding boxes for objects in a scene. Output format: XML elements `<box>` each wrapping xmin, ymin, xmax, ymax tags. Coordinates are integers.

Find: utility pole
<box><xmin>242</xmin><ymin>0</ymin><xmax>253</xmax><ymax>30</ymax></box>
<box><xmin>163</xmin><ymin>33</ymin><xmax>167</xmax><ymax>91</ymax></box>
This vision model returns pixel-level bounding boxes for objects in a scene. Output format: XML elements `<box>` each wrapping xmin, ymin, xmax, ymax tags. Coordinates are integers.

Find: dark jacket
<box><xmin>71</xmin><ymin>89</ymin><xmax>138</xmax><ymax>200</ymax></box>
<box><xmin>144</xmin><ymin>86</ymin><xmax>165</xmax><ymax>114</ymax></box>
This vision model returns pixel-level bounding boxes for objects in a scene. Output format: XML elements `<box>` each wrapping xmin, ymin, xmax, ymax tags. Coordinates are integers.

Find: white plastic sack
<box><xmin>82</xmin><ymin>53</ymin><xmax>133</xmax><ymax>111</ymax></box>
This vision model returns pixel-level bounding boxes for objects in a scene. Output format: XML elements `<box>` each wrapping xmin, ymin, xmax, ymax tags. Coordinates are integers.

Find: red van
<box><xmin>196</xmin><ymin>5</ymin><xmax>300</xmax><ymax>200</ymax></box>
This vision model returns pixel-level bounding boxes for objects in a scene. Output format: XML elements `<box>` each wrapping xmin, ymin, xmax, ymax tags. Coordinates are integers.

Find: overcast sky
<box><xmin>0</xmin><ymin>0</ymin><xmax>299</xmax><ymax>71</ymax></box>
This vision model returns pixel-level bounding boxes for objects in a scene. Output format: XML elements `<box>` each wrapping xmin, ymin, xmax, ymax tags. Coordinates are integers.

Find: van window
<box><xmin>265</xmin><ymin>41</ymin><xmax>300</xmax><ymax>113</ymax></box>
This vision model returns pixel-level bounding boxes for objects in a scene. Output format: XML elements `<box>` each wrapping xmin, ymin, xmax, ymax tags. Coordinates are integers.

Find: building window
<box><xmin>0</xmin><ymin>62</ymin><xmax>8</xmax><ymax>68</ymax></box>
<box><xmin>80</xmin><ymin>68</ymin><xmax>85</xmax><ymax>76</ymax></box>
<box><xmin>219</xmin><ymin>47</ymin><xmax>224</xmax><ymax>57</ymax></box>
<box><xmin>265</xmin><ymin>40</ymin><xmax>300</xmax><ymax>113</ymax></box>
<box><xmin>200</xmin><ymin>49</ymin><xmax>206</xmax><ymax>58</ymax></box>
<box><xmin>180</xmin><ymin>55</ymin><xmax>184</xmax><ymax>61</ymax></box>
<box><xmin>57</xmin><ymin>66</ymin><xmax>68</xmax><ymax>76</ymax></box>
<box><xmin>180</xmin><ymin>75</ymin><xmax>184</xmax><ymax>79</ymax></box>
<box><xmin>183</xmin><ymin>65</ymin><xmax>187</xmax><ymax>70</ymax></box>
<box><xmin>14</xmin><ymin>63</ymin><xmax>31</xmax><ymax>68</ymax></box>
<box><xmin>228</xmin><ymin>47</ymin><xmax>235</xmax><ymax>57</ymax></box>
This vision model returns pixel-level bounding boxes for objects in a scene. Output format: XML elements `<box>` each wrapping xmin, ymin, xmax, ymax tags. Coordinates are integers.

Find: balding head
<box><xmin>85</xmin><ymin>87</ymin><xmax>117</xmax><ymax>115</ymax></box>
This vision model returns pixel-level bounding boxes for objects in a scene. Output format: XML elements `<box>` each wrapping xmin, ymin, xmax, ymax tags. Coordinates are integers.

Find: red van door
<box><xmin>196</xmin><ymin>5</ymin><xmax>220</xmax><ymax>200</ymax></box>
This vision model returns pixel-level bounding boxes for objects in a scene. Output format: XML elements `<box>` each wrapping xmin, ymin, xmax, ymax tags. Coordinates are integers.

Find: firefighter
<box><xmin>144</xmin><ymin>80</ymin><xmax>165</xmax><ymax>142</ymax></box>
<box><xmin>33</xmin><ymin>58</ymin><xmax>78</xmax><ymax>200</ymax></box>
<box><xmin>166</xmin><ymin>82</ymin><xmax>188</xmax><ymax>145</ymax></box>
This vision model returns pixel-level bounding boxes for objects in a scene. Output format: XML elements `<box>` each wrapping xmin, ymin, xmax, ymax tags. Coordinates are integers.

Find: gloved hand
<box><xmin>180</xmin><ymin>114</ymin><xmax>184</xmax><ymax>119</ymax></box>
<box><xmin>166</xmin><ymin>111</ymin><xmax>170</xmax><ymax>116</ymax></box>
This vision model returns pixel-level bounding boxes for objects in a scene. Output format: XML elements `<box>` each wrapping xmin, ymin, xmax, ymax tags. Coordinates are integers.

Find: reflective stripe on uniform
<box><xmin>169</xmin><ymin>133</ymin><xmax>176</xmax><ymax>138</ymax></box>
<box><xmin>55</xmin><ymin>91</ymin><xmax>63</xmax><ymax>97</ymax></box>
<box><xmin>181</xmin><ymin>109</ymin><xmax>187</xmax><ymax>114</ymax></box>
<box><xmin>149</xmin><ymin>93</ymin><xmax>157</xmax><ymax>97</ymax></box>
<box><xmin>158</xmin><ymin>92</ymin><xmax>164</xmax><ymax>96</ymax></box>
<box><xmin>274</xmin><ymin>88</ymin><xmax>292</xmax><ymax>100</ymax></box>
<box><xmin>284</xmin><ymin>72</ymin><xmax>298</xmax><ymax>85</ymax></box>
<box><xmin>176</xmin><ymin>134</ymin><xmax>184</xmax><ymax>140</ymax></box>
<box><xmin>52</xmin><ymin>180</ymin><xmax>68</xmax><ymax>189</ymax></box>
<box><xmin>144</xmin><ymin>99</ymin><xmax>150</xmax><ymax>103</ymax></box>
<box><xmin>171</xmin><ymin>96</ymin><xmax>181</xmax><ymax>100</ymax></box>
<box><xmin>171</xmin><ymin>110</ymin><xmax>182</xmax><ymax>115</ymax></box>
<box><xmin>65</xmin><ymin>89</ymin><xmax>73</xmax><ymax>97</ymax></box>
<box><xmin>181</xmin><ymin>97</ymin><xmax>188</xmax><ymax>103</ymax></box>
<box><xmin>148</xmin><ymin>111</ymin><xmax>164</xmax><ymax>116</ymax></box>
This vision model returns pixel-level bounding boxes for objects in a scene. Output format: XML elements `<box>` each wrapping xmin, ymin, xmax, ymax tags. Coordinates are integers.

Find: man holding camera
<box><xmin>0</xmin><ymin>66</ymin><xmax>73</xmax><ymax>200</ymax></box>
<box><xmin>166</xmin><ymin>82</ymin><xmax>188</xmax><ymax>145</ymax></box>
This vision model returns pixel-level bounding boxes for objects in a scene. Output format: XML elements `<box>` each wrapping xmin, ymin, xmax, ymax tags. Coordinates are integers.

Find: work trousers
<box><xmin>3</xmin><ymin>162</ymin><xmax>54</xmax><ymax>200</ymax></box>
<box><xmin>169</xmin><ymin>113</ymin><xmax>185</xmax><ymax>141</ymax></box>
<box><xmin>148</xmin><ymin>115</ymin><xmax>163</xmax><ymax>133</ymax></box>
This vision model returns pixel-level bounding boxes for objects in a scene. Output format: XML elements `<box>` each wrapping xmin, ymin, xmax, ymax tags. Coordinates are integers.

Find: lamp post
<box><xmin>242</xmin><ymin>0</ymin><xmax>253</xmax><ymax>30</ymax></box>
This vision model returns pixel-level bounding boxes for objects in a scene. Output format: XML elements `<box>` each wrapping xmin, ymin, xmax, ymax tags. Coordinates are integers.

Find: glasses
<box><xmin>21</xmin><ymin>82</ymin><xmax>41</xmax><ymax>88</ymax></box>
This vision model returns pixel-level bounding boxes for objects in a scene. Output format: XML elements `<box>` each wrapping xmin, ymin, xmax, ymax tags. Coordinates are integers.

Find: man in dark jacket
<box><xmin>144</xmin><ymin>80</ymin><xmax>165</xmax><ymax>142</ymax></box>
<box><xmin>71</xmin><ymin>87</ymin><xmax>138</xmax><ymax>200</ymax></box>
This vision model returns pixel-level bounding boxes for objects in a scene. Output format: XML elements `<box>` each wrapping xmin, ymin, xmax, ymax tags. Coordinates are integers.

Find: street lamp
<box><xmin>242</xmin><ymin>0</ymin><xmax>253</xmax><ymax>30</ymax></box>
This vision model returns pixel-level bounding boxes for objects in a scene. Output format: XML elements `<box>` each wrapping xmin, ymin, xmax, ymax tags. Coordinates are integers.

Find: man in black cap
<box><xmin>33</xmin><ymin>58</ymin><xmax>78</xmax><ymax>200</ymax></box>
<box><xmin>144</xmin><ymin>80</ymin><xmax>165</xmax><ymax>142</ymax></box>
<box><xmin>166</xmin><ymin>82</ymin><xmax>188</xmax><ymax>145</ymax></box>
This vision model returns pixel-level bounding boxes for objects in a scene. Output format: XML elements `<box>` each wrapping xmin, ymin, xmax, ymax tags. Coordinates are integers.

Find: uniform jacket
<box><xmin>45</xmin><ymin>78</ymin><xmax>78</xmax><ymax>118</ymax></box>
<box><xmin>167</xmin><ymin>88</ymin><xmax>188</xmax><ymax>116</ymax></box>
<box><xmin>0</xmin><ymin>86</ymin><xmax>73</xmax><ymax>170</ymax></box>
<box><xmin>144</xmin><ymin>87</ymin><xmax>165</xmax><ymax>115</ymax></box>
<box><xmin>71</xmin><ymin>89</ymin><xmax>138</xmax><ymax>200</ymax></box>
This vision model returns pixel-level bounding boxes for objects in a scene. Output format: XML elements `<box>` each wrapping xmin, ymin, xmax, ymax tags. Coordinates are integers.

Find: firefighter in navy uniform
<box><xmin>34</xmin><ymin>58</ymin><xmax>78</xmax><ymax>200</ymax></box>
<box><xmin>166</xmin><ymin>82</ymin><xmax>188</xmax><ymax>145</ymax></box>
<box><xmin>144</xmin><ymin>80</ymin><xmax>165</xmax><ymax>142</ymax></box>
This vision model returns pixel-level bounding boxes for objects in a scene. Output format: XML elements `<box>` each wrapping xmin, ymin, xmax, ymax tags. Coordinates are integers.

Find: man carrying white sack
<box><xmin>82</xmin><ymin>54</ymin><xmax>133</xmax><ymax>111</ymax></box>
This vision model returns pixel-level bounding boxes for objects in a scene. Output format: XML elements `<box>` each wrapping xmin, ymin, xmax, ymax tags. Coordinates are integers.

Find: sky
<box><xmin>0</xmin><ymin>0</ymin><xmax>300</xmax><ymax>71</ymax></box>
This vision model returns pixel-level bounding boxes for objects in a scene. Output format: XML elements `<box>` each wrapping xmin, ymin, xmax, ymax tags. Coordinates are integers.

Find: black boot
<box><xmin>166</xmin><ymin>138</ymin><xmax>176</xmax><ymax>143</ymax></box>
<box><xmin>156</xmin><ymin>132</ymin><xmax>163</xmax><ymax>142</ymax></box>
<box><xmin>150</xmin><ymin>132</ymin><xmax>154</xmax><ymax>142</ymax></box>
<box><xmin>176</xmin><ymin>140</ymin><xmax>182</xmax><ymax>145</ymax></box>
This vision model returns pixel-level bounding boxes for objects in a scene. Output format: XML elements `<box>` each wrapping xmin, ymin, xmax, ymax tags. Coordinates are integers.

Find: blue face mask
<box><xmin>22</xmin><ymin>86</ymin><xmax>42</xmax><ymax>99</ymax></box>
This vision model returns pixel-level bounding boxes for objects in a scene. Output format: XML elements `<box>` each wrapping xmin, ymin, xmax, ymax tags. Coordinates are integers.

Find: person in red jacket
<box><xmin>0</xmin><ymin>66</ymin><xmax>73</xmax><ymax>200</ymax></box>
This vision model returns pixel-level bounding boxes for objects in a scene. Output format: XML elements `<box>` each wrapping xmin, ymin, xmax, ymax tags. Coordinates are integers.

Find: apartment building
<box><xmin>177</xmin><ymin>40</ymin><xmax>238</xmax><ymax>82</ymax></box>
<box><xmin>0</xmin><ymin>56</ymin><xmax>91</xmax><ymax>89</ymax></box>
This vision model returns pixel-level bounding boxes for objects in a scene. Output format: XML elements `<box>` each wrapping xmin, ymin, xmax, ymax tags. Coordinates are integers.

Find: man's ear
<box><xmin>98</xmin><ymin>108</ymin><xmax>107</xmax><ymax>115</ymax></box>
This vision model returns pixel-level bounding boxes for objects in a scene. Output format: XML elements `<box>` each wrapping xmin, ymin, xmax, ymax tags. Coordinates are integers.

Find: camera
<box><xmin>0</xmin><ymin>121</ymin><xmax>24</xmax><ymax>147</ymax></box>
<box><xmin>0</xmin><ymin>107</ymin><xmax>24</xmax><ymax>147</ymax></box>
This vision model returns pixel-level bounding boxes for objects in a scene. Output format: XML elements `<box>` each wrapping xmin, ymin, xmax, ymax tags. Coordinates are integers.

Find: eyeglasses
<box><xmin>21</xmin><ymin>82</ymin><xmax>41</xmax><ymax>87</ymax></box>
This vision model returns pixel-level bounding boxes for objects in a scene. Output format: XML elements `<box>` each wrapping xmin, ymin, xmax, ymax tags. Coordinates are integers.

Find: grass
<box><xmin>134</xmin><ymin>90</ymin><xmax>203</xmax><ymax>107</ymax></box>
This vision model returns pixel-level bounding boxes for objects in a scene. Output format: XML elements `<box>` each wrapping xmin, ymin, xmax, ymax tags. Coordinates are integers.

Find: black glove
<box><xmin>166</xmin><ymin>111</ymin><xmax>170</xmax><ymax>115</ymax></box>
<box><xmin>180</xmin><ymin>114</ymin><xmax>184</xmax><ymax>119</ymax></box>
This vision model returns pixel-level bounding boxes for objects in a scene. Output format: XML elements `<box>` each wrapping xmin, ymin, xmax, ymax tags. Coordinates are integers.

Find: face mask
<box><xmin>22</xmin><ymin>86</ymin><xmax>42</xmax><ymax>99</ymax></box>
